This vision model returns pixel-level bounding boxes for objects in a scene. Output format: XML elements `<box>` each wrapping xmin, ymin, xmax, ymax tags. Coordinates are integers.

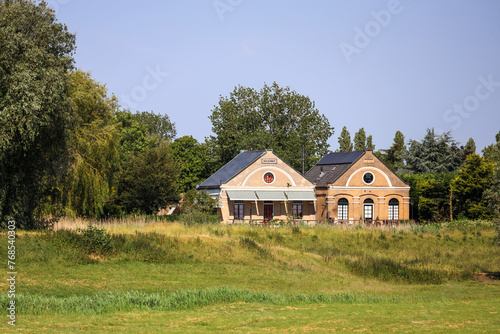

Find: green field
<box><xmin>1</xmin><ymin>219</ymin><xmax>499</xmax><ymax>333</ymax></box>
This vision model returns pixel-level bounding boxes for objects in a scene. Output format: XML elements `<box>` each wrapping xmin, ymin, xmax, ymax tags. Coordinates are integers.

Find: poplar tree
<box><xmin>383</xmin><ymin>131</ymin><xmax>406</xmax><ymax>171</ymax></box>
<box><xmin>366</xmin><ymin>135</ymin><xmax>375</xmax><ymax>151</ymax></box>
<box><xmin>338</xmin><ymin>126</ymin><xmax>353</xmax><ymax>152</ymax></box>
<box><xmin>353</xmin><ymin>128</ymin><xmax>367</xmax><ymax>151</ymax></box>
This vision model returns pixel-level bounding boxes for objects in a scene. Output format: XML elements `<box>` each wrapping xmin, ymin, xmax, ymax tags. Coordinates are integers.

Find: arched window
<box><xmin>388</xmin><ymin>198</ymin><xmax>399</xmax><ymax>220</ymax></box>
<box><xmin>338</xmin><ymin>198</ymin><xmax>349</xmax><ymax>220</ymax></box>
<box><xmin>363</xmin><ymin>198</ymin><xmax>374</xmax><ymax>220</ymax></box>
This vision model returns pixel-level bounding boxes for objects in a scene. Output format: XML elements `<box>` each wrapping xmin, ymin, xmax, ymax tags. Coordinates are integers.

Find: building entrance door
<box><xmin>264</xmin><ymin>204</ymin><xmax>274</xmax><ymax>221</ymax></box>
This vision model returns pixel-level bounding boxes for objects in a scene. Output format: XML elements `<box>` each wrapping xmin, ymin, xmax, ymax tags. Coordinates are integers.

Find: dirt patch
<box><xmin>474</xmin><ymin>272</ymin><xmax>500</xmax><ymax>282</ymax></box>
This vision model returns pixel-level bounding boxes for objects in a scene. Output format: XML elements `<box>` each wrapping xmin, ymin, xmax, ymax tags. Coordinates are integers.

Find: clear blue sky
<box><xmin>51</xmin><ymin>0</ymin><xmax>500</xmax><ymax>153</ymax></box>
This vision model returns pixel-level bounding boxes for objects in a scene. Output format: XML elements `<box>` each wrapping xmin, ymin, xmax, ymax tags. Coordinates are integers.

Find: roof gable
<box><xmin>306</xmin><ymin>150</ymin><xmax>408</xmax><ymax>187</ymax></box>
<box><xmin>225</xmin><ymin>150</ymin><xmax>314</xmax><ymax>188</ymax></box>
<box><xmin>305</xmin><ymin>151</ymin><xmax>364</xmax><ymax>186</ymax></box>
<box><xmin>198</xmin><ymin>151</ymin><xmax>265</xmax><ymax>188</ymax></box>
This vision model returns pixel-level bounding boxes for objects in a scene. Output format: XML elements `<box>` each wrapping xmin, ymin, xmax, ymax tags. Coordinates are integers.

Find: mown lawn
<box><xmin>0</xmin><ymin>219</ymin><xmax>499</xmax><ymax>332</ymax></box>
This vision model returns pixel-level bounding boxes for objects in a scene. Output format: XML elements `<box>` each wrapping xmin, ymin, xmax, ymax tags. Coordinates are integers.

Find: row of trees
<box><xmin>1</xmin><ymin>0</ymin><xmax>499</xmax><ymax>227</ymax></box>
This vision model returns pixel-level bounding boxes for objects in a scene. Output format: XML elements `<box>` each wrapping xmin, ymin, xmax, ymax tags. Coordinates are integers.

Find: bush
<box><xmin>181</xmin><ymin>206</ymin><xmax>219</xmax><ymax>225</ymax></box>
<box><xmin>76</xmin><ymin>224</ymin><xmax>114</xmax><ymax>254</ymax></box>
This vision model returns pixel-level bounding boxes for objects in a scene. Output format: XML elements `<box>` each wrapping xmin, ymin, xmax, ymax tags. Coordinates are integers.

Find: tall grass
<box><xmin>0</xmin><ymin>287</ymin><xmax>429</xmax><ymax>316</ymax></box>
<box><xmin>7</xmin><ymin>217</ymin><xmax>499</xmax><ymax>297</ymax></box>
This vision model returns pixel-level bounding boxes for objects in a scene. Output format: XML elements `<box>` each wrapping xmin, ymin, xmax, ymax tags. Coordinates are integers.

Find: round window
<box><xmin>363</xmin><ymin>172</ymin><xmax>374</xmax><ymax>185</ymax></box>
<box><xmin>263</xmin><ymin>172</ymin><xmax>275</xmax><ymax>184</ymax></box>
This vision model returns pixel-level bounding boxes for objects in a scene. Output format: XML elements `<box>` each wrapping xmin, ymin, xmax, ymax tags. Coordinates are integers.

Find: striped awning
<box><xmin>285</xmin><ymin>191</ymin><xmax>316</xmax><ymax>201</ymax></box>
<box><xmin>226</xmin><ymin>190</ymin><xmax>258</xmax><ymax>200</ymax></box>
<box><xmin>226</xmin><ymin>190</ymin><xmax>316</xmax><ymax>201</ymax></box>
<box><xmin>255</xmin><ymin>191</ymin><xmax>287</xmax><ymax>201</ymax></box>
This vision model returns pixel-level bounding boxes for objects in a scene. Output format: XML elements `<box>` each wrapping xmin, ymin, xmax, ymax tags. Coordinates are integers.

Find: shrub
<box><xmin>76</xmin><ymin>224</ymin><xmax>114</xmax><ymax>254</ymax></box>
<box><xmin>181</xmin><ymin>206</ymin><xmax>219</xmax><ymax>225</ymax></box>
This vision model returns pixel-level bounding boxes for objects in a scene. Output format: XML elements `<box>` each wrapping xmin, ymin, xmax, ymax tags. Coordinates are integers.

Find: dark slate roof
<box><xmin>198</xmin><ymin>150</ymin><xmax>266</xmax><ymax>189</ymax></box>
<box><xmin>316</xmin><ymin>151</ymin><xmax>364</xmax><ymax>165</ymax></box>
<box><xmin>305</xmin><ymin>151</ymin><xmax>364</xmax><ymax>186</ymax></box>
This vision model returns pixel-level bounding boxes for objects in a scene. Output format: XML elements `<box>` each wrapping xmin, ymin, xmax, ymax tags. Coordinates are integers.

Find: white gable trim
<box><xmin>345</xmin><ymin>167</ymin><xmax>392</xmax><ymax>187</ymax></box>
<box><xmin>241</xmin><ymin>166</ymin><xmax>296</xmax><ymax>187</ymax></box>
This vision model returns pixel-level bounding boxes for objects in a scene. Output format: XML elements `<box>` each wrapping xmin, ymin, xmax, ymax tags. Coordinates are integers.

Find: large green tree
<box><xmin>131</xmin><ymin>111</ymin><xmax>176</xmax><ymax>145</ymax></box>
<box><xmin>452</xmin><ymin>154</ymin><xmax>495</xmax><ymax>219</ymax></box>
<box><xmin>0</xmin><ymin>0</ymin><xmax>76</xmax><ymax>227</ymax></box>
<box><xmin>402</xmin><ymin>173</ymin><xmax>456</xmax><ymax>223</ymax></box>
<box><xmin>171</xmin><ymin>136</ymin><xmax>209</xmax><ymax>193</ymax></box>
<box><xmin>113</xmin><ymin>145</ymin><xmax>180</xmax><ymax>215</ymax></box>
<box><xmin>404</xmin><ymin>128</ymin><xmax>463</xmax><ymax>174</ymax></box>
<box><xmin>208</xmin><ymin>82</ymin><xmax>334</xmax><ymax>172</ymax></box>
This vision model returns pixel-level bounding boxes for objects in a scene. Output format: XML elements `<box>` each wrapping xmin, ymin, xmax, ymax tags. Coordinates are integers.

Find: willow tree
<box><xmin>0</xmin><ymin>0</ymin><xmax>76</xmax><ymax>228</ymax></box>
<box><xmin>66</xmin><ymin>70</ymin><xmax>120</xmax><ymax>217</ymax></box>
<box><xmin>209</xmin><ymin>82</ymin><xmax>334</xmax><ymax>172</ymax></box>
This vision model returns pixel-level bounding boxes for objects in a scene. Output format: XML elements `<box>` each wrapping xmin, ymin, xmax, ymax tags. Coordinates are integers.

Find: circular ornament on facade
<box><xmin>263</xmin><ymin>172</ymin><xmax>275</xmax><ymax>184</ymax></box>
<box><xmin>363</xmin><ymin>172</ymin><xmax>374</xmax><ymax>185</ymax></box>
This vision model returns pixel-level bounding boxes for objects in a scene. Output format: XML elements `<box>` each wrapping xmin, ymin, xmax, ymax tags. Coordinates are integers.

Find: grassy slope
<box><xmin>1</xmin><ymin>220</ymin><xmax>499</xmax><ymax>332</ymax></box>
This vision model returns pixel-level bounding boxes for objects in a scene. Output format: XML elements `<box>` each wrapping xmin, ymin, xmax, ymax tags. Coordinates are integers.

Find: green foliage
<box><xmin>115</xmin><ymin>110</ymin><xmax>155</xmax><ymax>156</ymax></box>
<box><xmin>484</xmin><ymin>165</ymin><xmax>500</xmax><ymax>218</ymax></box>
<box><xmin>76</xmin><ymin>224</ymin><xmax>114</xmax><ymax>254</ymax></box>
<box><xmin>71</xmin><ymin>120</ymin><xmax>120</xmax><ymax>217</ymax></box>
<box><xmin>366</xmin><ymin>135</ymin><xmax>375</xmax><ymax>151</ymax></box>
<box><xmin>402</xmin><ymin>173</ymin><xmax>455</xmax><ymax>222</ymax></box>
<box><xmin>130</xmin><ymin>110</ymin><xmax>176</xmax><ymax>144</ymax></box>
<box><xmin>113</xmin><ymin>145</ymin><xmax>180</xmax><ymax>214</ymax></box>
<box><xmin>337</xmin><ymin>126</ymin><xmax>353</xmax><ymax>152</ymax></box>
<box><xmin>464</xmin><ymin>137</ymin><xmax>476</xmax><ymax>157</ymax></box>
<box><xmin>452</xmin><ymin>154</ymin><xmax>495</xmax><ymax>219</ymax></box>
<box><xmin>482</xmin><ymin>130</ymin><xmax>500</xmax><ymax>163</ymax></box>
<box><xmin>208</xmin><ymin>82</ymin><xmax>334</xmax><ymax>172</ymax></box>
<box><xmin>380</xmin><ymin>131</ymin><xmax>406</xmax><ymax>171</ymax></box>
<box><xmin>171</xmin><ymin>136</ymin><xmax>210</xmax><ymax>192</ymax></box>
<box><xmin>353</xmin><ymin>127</ymin><xmax>367</xmax><ymax>151</ymax></box>
<box><xmin>47</xmin><ymin>225</ymin><xmax>114</xmax><ymax>255</ymax></box>
<box><xmin>38</xmin><ymin>70</ymin><xmax>121</xmax><ymax>218</ymax></box>
<box><xmin>0</xmin><ymin>0</ymin><xmax>76</xmax><ymax>228</ymax></box>
<box><xmin>404</xmin><ymin>128</ymin><xmax>463</xmax><ymax>174</ymax></box>
<box><xmin>181</xmin><ymin>189</ymin><xmax>218</xmax><ymax>213</ymax></box>
<box><xmin>181</xmin><ymin>206</ymin><xmax>219</xmax><ymax>225</ymax></box>
<box><xmin>68</xmin><ymin>70</ymin><xmax>118</xmax><ymax>124</ymax></box>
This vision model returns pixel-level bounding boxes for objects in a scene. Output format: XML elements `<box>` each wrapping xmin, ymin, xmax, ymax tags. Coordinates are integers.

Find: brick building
<box><xmin>305</xmin><ymin>150</ymin><xmax>410</xmax><ymax>222</ymax></box>
<box><xmin>197</xmin><ymin>150</ymin><xmax>316</xmax><ymax>223</ymax></box>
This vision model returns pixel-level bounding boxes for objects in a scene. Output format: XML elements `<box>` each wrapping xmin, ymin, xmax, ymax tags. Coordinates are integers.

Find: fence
<box><xmin>228</xmin><ymin>219</ymin><xmax>415</xmax><ymax>227</ymax></box>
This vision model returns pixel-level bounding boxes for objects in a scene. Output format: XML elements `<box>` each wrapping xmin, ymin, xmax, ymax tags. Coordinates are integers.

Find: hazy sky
<box><xmin>52</xmin><ymin>0</ymin><xmax>500</xmax><ymax>152</ymax></box>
